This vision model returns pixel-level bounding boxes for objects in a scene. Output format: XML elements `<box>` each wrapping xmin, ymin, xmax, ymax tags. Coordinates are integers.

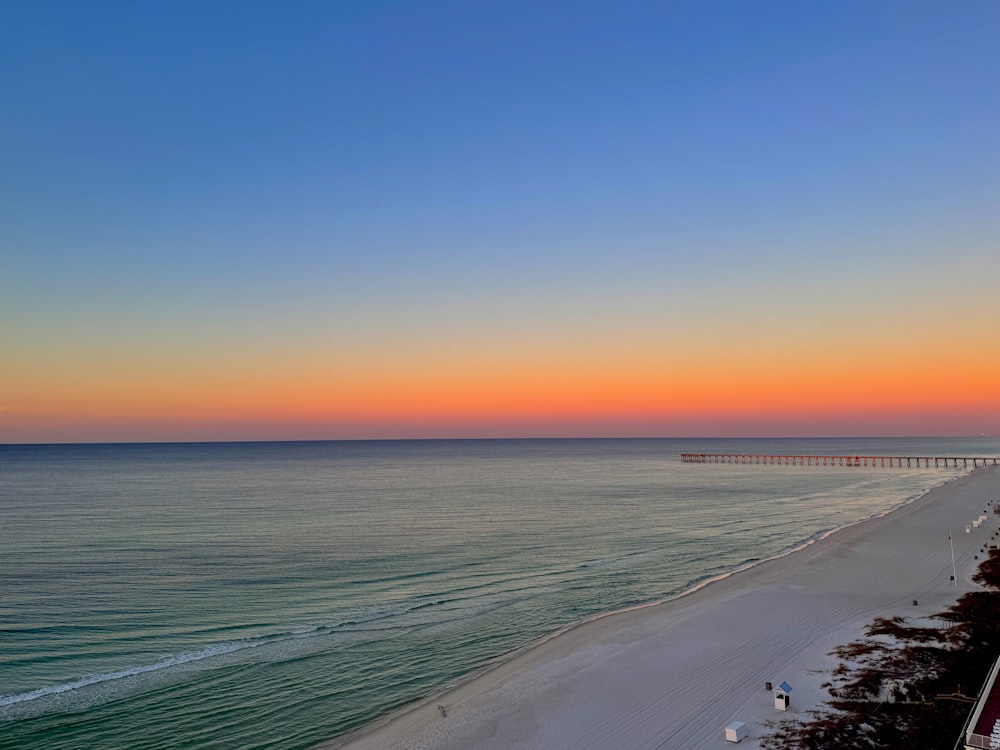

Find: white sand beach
<box><xmin>327</xmin><ymin>467</ymin><xmax>1000</xmax><ymax>750</ymax></box>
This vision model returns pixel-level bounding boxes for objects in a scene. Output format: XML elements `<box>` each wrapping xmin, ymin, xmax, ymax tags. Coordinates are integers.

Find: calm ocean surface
<box><xmin>3</xmin><ymin>437</ymin><xmax>999</xmax><ymax>749</ymax></box>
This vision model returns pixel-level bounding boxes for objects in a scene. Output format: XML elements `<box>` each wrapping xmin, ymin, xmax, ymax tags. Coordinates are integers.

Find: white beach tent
<box><xmin>724</xmin><ymin>721</ymin><xmax>748</xmax><ymax>742</ymax></box>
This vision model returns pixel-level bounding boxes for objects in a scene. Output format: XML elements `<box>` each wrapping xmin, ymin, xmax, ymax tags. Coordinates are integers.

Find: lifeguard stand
<box><xmin>773</xmin><ymin>681</ymin><xmax>792</xmax><ymax>711</ymax></box>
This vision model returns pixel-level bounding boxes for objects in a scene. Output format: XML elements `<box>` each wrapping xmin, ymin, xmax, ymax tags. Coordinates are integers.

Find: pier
<box><xmin>680</xmin><ymin>454</ymin><xmax>1000</xmax><ymax>468</ymax></box>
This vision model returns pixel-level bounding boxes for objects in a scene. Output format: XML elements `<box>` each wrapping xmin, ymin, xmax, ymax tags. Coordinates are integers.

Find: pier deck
<box><xmin>680</xmin><ymin>454</ymin><xmax>1000</xmax><ymax>468</ymax></box>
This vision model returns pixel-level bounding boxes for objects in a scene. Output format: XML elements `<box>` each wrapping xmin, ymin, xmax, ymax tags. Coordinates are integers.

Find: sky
<box><xmin>2</xmin><ymin>0</ymin><xmax>999</xmax><ymax>443</ymax></box>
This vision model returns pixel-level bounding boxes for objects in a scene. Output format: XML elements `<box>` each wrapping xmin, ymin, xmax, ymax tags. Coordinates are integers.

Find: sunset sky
<box><xmin>3</xmin><ymin>1</ymin><xmax>999</xmax><ymax>443</ymax></box>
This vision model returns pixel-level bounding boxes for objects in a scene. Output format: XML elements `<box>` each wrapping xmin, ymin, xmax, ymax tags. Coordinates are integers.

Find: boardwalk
<box><xmin>680</xmin><ymin>453</ymin><xmax>1000</xmax><ymax>468</ymax></box>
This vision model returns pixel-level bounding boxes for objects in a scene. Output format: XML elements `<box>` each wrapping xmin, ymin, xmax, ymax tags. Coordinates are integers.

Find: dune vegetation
<box><xmin>762</xmin><ymin>549</ymin><xmax>1000</xmax><ymax>749</ymax></box>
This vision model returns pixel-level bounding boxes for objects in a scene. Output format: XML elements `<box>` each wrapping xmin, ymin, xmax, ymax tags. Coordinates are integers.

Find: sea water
<box><xmin>2</xmin><ymin>437</ymin><xmax>998</xmax><ymax>749</ymax></box>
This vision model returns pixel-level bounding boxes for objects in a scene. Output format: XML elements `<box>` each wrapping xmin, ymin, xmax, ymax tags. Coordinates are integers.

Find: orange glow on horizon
<box><xmin>5</xmin><ymin>297</ymin><xmax>999</xmax><ymax>442</ymax></box>
<box><xmin>5</xmin><ymin>344</ymin><xmax>999</xmax><ymax>442</ymax></box>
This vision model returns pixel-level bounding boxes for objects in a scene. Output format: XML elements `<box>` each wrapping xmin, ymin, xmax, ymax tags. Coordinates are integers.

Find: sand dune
<box><xmin>328</xmin><ymin>467</ymin><xmax>1000</xmax><ymax>750</ymax></box>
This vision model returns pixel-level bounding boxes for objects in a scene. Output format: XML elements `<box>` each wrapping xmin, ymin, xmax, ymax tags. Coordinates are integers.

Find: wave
<box><xmin>0</xmin><ymin>585</ymin><xmax>544</xmax><ymax>712</ymax></box>
<box><xmin>0</xmin><ymin>627</ymin><xmax>334</xmax><ymax>709</ymax></box>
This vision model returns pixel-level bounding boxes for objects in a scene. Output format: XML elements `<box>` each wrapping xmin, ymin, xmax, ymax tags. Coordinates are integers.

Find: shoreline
<box><xmin>322</xmin><ymin>467</ymin><xmax>1000</xmax><ymax>750</ymax></box>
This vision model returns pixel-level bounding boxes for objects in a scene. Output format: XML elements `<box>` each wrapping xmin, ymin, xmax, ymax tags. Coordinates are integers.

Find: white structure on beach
<box><xmin>724</xmin><ymin>721</ymin><xmax>748</xmax><ymax>742</ymax></box>
<box><xmin>774</xmin><ymin>681</ymin><xmax>792</xmax><ymax>711</ymax></box>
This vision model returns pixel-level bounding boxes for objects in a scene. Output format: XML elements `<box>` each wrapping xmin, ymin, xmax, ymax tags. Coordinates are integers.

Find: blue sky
<box><xmin>3</xmin><ymin>1</ymin><xmax>999</xmax><ymax>441</ymax></box>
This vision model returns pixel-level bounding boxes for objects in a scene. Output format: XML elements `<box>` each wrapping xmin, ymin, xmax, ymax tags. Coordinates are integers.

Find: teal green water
<box><xmin>2</xmin><ymin>437</ymin><xmax>996</xmax><ymax>749</ymax></box>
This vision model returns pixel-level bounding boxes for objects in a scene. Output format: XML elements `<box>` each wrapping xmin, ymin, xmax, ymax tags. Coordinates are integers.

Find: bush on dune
<box><xmin>760</xmin><ymin>549</ymin><xmax>1000</xmax><ymax>750</ymax></box>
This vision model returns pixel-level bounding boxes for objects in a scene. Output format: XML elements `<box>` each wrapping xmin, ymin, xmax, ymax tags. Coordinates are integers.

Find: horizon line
<box><xmin>2</xmin><ymin>434</ymin><xmax>997</xmax><ymax>448</ymax></box>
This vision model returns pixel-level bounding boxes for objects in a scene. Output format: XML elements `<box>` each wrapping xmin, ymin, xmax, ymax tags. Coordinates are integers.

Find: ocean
<box><xmin>2</xmin><ymin>437</ymin><xmax>998</xmax><ymax>749</ymax></box>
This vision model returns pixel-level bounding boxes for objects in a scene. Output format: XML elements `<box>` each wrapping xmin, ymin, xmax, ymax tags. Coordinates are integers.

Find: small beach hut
<box><xmin>724</xmin><ymin>721</ymin><xmax>748</xmax><ymax>743</ymax></box>
<box><xmin>773</xmin><ymin>681</ymin><xmax>792</xmax><ymax>711</ymax></box>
